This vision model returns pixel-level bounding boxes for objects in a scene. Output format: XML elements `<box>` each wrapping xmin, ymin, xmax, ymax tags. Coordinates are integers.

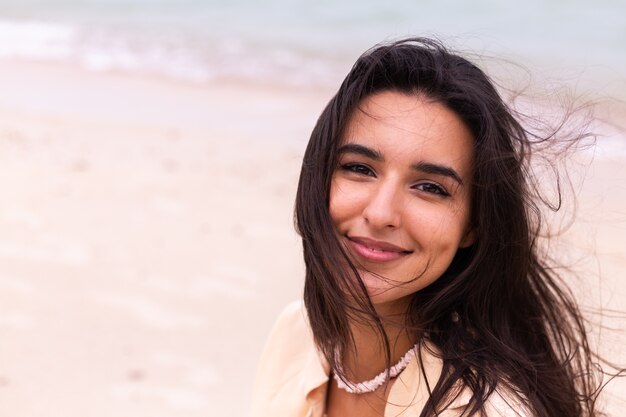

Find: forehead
<box><xmin>342</xmin><ymin>91</ymin><xmax>474</xmax><ymax>174</ymax></box>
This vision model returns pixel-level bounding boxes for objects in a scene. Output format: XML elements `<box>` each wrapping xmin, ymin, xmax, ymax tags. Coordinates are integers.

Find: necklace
<box><xmin>333</xmin><ymin>343</ymin><xmax>418</xmax><ymax>394</ymax></box>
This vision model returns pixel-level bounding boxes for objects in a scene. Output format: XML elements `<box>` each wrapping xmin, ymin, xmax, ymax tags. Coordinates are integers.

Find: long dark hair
<box><xmin>294</xmin><ymin>38</ymin><xmax>609</xmax><ymax>416</ymax></box>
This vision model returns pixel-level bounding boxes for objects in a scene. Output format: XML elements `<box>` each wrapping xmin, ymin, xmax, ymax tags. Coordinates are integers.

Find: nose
<box><xmin>362</xmin><ymin>180</ymin><xmax>402</xmax><ymax>230</ymax></box>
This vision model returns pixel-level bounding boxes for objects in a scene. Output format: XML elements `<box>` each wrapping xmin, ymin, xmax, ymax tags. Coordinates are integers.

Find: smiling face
<box><xmin>329</xmin><ymin>91</ymin><xmax>475</xmax><ymax>312</ymax></box>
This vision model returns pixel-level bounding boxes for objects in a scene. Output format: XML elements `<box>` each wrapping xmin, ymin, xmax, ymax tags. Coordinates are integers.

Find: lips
<box><xmin>346</xmin><ymin>236</ymin><xmax>412</xmax><ymax>262</ymax></box>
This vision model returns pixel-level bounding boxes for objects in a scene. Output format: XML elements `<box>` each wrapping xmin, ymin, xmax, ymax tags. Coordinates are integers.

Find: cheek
<box><xmin>328</xmin><ymin>181</ymin><xmax>345</xmax><ymax>227</ymax></box>
<box><xmin>405</xmin><ymin>205</ymin><xmax>470</xmax><ymax>249</ymax></box>
<box><xmin>329</xmin><ymin>178</ymin><xmax>359</xmax><ymax>229</ymax></box>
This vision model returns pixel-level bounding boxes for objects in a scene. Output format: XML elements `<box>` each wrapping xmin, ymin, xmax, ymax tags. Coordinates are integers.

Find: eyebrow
<box><xmin>337</xmin><ymin>143</ymin><xmax>381</xmax><ymax>160</ymax></box>
<box><xmin>412</xmin><ymin>162</ymin><xmax>464</xmax><ymax>186</ymax></box>
<box><xmin>337</xmin><ymin>143</ymin><xmax>464</xmax><ymax>186</ymax></box>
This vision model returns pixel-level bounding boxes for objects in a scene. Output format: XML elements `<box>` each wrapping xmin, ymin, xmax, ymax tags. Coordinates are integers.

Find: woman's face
<box><xmin>329</xmin><ymin>91</ymin><xmax>475</xmax><ymax>312</ymax></box>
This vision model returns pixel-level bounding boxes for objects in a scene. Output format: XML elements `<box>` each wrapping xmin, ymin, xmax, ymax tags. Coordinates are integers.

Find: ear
<box><xmin>459</xmin><ymin>226</ymin><xmax>476</xmax><ymax>248</ymax></box>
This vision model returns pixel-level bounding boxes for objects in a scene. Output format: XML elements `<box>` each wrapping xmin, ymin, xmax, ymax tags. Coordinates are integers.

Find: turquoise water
<box><xmin>0</xmin><ymin>0</ymin><xmax>624</xmax><ymax>91</ymax></box>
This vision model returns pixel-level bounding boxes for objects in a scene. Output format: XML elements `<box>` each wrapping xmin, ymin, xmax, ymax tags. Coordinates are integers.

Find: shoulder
<box><xmin>267</xmin><ymin>300</ymin><xmax>310</xmax><ymax>344</ymax></box>
<box><xmin>482</xmin><ymin>388</ymin><xmax>533</xmax><ymax>417</ymax></box>
<box><xmin>257</xmin><ymin>301</ymin><xmax>316</xmax><ymax>370</ymax></box>
<box><xmin>444</xmin><ymin>385</ymin><xmax>533</xmax><ymax>417</ymax></box>
<box><xmin>252</xmin><ymin>300</ymin><xmax>312</xmax><ymax>386</ymax></box>
<box><xmin>250</xmin><ymin>301</ymin><xmax>328</xmax><ymax>417</ymax></box>
<box><xmin>387</xmin><ymin>344</ymin><xmax>532</xmax><ymax>417</ymax></box>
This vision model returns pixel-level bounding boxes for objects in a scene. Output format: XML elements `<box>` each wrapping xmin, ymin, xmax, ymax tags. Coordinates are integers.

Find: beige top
<box><xmin>250</xmin><ymin>301</ymin><xmax>530</xmax><ymax>417</ymax></box>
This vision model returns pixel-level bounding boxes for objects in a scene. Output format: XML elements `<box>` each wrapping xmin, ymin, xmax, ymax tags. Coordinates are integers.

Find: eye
<box><xmin>413</xmin><ymin>182</ymin><xmax>450</xmax><ymax>196</ymax></box>
<box><xmin>340</xmin><ymin>163</ymin><xmax>375</xmax><ymax>177</ymax></box>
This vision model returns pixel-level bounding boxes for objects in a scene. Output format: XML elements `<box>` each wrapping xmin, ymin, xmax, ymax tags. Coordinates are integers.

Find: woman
<box><xmin>251</xmin><ymin>38</ymin><xmax>605</xmax><ymax>417</ymax></box>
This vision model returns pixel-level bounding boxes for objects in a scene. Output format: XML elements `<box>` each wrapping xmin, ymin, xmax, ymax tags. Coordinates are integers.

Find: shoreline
<box><xmin>0</xmin><ymin>58</ymin><xmax>335</xmax><ymax>145</ymax></box>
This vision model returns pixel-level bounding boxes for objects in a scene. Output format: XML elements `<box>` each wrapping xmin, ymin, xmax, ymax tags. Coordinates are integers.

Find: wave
<box><xmin>0</xmin><ymin>18</ymin><xmax>347</xmax><ymax>87</ymax></box>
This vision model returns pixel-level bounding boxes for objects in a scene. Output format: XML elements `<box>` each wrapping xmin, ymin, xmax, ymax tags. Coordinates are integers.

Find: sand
<box><xmin>0</xmin><ymin>59</ymin><xmax>624</xmax><ymax>417</ymax></box>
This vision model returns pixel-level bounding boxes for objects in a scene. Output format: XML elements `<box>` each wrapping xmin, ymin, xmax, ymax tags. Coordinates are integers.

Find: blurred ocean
<box><xmin>0</xmin><ymin>0</ymin><xmax>624</xmax><ymax>92</ymax></box>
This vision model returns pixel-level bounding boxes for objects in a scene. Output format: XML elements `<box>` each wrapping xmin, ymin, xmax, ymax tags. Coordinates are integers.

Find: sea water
<box><xmin>0</xmin><ymin>0</ymin><xmax>624</xmax><ymax>93</ymax></box>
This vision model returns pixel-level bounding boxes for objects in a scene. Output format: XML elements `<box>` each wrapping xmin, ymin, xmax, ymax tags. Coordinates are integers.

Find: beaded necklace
<box><xmin>332</xmin><ymin>343</ymin><xmax>418</xmax><ymax>394</ymax></box>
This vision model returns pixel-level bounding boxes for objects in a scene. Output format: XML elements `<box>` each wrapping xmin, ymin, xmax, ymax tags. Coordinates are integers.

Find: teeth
<box><xmin>369</xmin><ymin>248</ymin><xmax>386</xmax><ymax>252</ymax></box>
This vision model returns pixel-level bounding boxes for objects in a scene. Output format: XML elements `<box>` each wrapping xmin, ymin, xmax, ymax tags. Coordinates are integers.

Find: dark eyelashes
<box><xmin>338</xmin><ymin>163</ymin><xmax>451</xmax><ymax>197</ymax></box>
<box><xmin>340</xmin><ymin>163</ymin><xmax>375</xmax><ymax>176</ymax></box>
<box><xmin>412</xmin><ymin>182</ymin><xmax>450</xmax><ymax>197</ymax></box>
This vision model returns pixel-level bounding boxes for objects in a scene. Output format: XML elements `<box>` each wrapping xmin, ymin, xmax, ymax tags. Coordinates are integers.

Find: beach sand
<box><xmin>0</xmin><ymin>60</ymin><xmax>624</xmax><ymax>416</ymax></box>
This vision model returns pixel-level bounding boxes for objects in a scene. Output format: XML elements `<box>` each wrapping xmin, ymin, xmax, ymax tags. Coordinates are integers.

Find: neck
<box><xmin>340</xmin><ymin>301</ymin><xmax>417</xmax><ymax>383</ymax></box>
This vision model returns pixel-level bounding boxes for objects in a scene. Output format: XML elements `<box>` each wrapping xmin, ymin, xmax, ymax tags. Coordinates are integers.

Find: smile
<box><xmin>346</xmin><ymin>236</ymin><xmax>412</xmax><ymax>262</ymax></box>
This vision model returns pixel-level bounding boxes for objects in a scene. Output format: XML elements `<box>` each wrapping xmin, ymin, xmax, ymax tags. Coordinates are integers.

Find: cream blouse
<box><xmin>250</xmin><ymin>301</ymin><xmax>530</xmax><ymax>417</ymax></box>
